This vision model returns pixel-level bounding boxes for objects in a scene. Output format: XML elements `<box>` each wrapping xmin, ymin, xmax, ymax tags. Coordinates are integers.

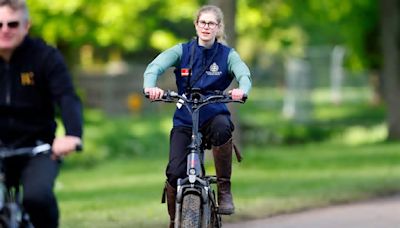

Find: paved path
<box><xmin>225</xmin><ymin>195</ymin><xmax>400</xmax><ymax>228</ymax></box>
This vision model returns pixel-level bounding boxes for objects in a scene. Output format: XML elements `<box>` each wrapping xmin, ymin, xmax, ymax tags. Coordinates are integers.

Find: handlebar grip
<box><xmin>143</xmin><ymin>89</ymin><xmax>150</xmax><ymax>98</ymax></box>
<box><xmin>75</xmin><ymin>143</ymin><xmax>83</xmax><ymax>152</ymax></box>
<box><xmin>144</xmin><ymin>93</ymin><xmax>168</xmax><ymax>99</ymax></box>
<box><xmin>226</xmin><ymin>93</ymin><xmax>248</xmax><ymax>102</ymax></box>
<box><xmin>242</xmin><ymin>94</ymin><xmax>248</xmax><ymax>102</ymax></box>
<box><xmin>144</xmin><ymin>90</ymin><xmax>176</xmax><ymax>100</ymax></box>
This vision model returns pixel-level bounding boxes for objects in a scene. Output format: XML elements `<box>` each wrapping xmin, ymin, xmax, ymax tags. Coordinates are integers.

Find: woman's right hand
<box><xmin>144</xmin><ymin>87</ymin><xmax>164</xmax><ymax>100</ymax></box>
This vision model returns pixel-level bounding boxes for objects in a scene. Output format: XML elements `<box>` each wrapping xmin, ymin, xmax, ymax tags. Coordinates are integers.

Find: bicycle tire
<box><xmin>180</xmin><ymin>193</ymin><xmax>202</xmax><ymax>228</ymax></box>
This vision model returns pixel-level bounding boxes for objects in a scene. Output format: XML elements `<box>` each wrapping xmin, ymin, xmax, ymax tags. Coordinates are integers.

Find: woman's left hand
<box><xmin>229</xmin><ymin>88</ymin><xmax>245</xmax><ymax>100</ymax></box>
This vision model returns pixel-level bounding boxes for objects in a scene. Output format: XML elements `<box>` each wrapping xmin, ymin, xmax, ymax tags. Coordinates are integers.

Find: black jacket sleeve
<box><xmin>43</xmin><ymin>48</ymin><xmax>83</xmax><ymax>138</ymax></box>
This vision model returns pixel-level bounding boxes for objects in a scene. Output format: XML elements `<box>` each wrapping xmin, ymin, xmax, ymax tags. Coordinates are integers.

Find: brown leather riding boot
<box><xmin>165</xmin><ymin>182</ymin><xmax>176</xmax><ymax>228</ymax></box>
<box><xmin>212</xmin><ymin>139</ymin><xmax>235</xmax><ymax>215</ymax></box>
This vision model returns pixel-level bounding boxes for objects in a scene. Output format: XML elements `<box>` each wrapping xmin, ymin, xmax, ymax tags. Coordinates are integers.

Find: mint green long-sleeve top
<box><xmin>143</xmin><ymin>43</ymin><xmax>252</xmax><ymax>94</ymax></box>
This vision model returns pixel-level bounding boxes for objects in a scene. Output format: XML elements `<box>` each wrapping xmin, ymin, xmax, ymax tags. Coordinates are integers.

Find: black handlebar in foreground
<box><xmin>0</xmin><ymin>142</ymin><xmax>82</xmax><ymax>159</ymax></box>
<box><xmin>0</xmin><ymin>143</ymin><xmax>51</xmax><ymax>159</ymax></box>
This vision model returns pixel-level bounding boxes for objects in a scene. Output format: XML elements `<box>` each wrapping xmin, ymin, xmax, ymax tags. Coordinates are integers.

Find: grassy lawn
<box><xmin>57</xmin><ymin>158</ymin><xmax>168</xmax><ymax>228</ymax></box>
<box><xmin>57</xmin><ymin>142</ymin><xmax>400</xmax><ymax>227</ymax></box>
<box><xmin>232</xmin><ymin>143</ymin><xmax>400</xmax><ymax>221</ymax></box>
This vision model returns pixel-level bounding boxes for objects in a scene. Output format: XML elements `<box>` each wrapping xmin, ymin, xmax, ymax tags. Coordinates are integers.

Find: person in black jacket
<box><xmin>0</xmin><ymin>0</ymin><xmax>83</xmax><ymax>227</ymax></box>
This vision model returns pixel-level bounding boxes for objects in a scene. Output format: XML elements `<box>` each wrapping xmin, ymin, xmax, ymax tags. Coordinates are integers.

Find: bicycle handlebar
<box><xmin>144</xmin><ymin>89</ymin><xmax>247</xmax><ymax>105</ymax></box>
<box><xmin>0</xmin><ymin>143</ymin><xmax>51</xmax><ymax>159</ymax></box>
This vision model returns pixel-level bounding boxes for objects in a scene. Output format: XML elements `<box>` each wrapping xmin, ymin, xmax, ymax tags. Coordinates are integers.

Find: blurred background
<box><xmin>26</xmin><ymin>0</ymin><xmax>400</xmax><ymax>227</ymax></box>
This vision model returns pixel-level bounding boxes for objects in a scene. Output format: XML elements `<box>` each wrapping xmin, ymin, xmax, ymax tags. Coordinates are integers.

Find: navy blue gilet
<box><xmin>172</xmin><ymin>39</ymin><xmax>233</xmax><ymax>127</ymax></box>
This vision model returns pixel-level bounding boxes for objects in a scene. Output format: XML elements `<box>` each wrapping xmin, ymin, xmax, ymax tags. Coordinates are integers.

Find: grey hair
<box><xmin>195</xmin><ymin>5</ymin><xmax>227</xmax><ymax>45</ymax></box>
<box><xmin>0</xmin><ymin>0</ymin><xmax>29</xmax><ymax>21</ymax></box>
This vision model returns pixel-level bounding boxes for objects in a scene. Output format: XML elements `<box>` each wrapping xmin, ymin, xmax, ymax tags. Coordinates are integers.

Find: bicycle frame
<box><xmin>146</xmin><ymin>89</ymin><xmax>245</xmax><ymax>228</ymax></box>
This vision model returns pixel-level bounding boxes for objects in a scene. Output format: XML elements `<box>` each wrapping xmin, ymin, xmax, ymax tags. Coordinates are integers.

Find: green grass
<box><xmin>231</xmin><ymin>143</ymin><xmax>400</xmax><ymax>220</ymax></box>
<box><xmin>57</xmin><ymin>142</ymin><xmax>400</xmax><ymax>227</ymax></box>
<box><xmin>57</xmin><ymin>158</ymin><xmax>168</xmax><ymax>228</ymax></box>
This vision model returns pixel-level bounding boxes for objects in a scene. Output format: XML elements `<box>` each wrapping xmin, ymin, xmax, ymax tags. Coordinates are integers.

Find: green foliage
<box><xmin>236</xmin><ymin>0</ymin><xmax>379</xmax><ymax>70</ymax></box>
<box><xmin>63</xmin><ymin>109</ymin><xmax>171</xmax><ymax>168</ymax></box>
<box><xmin>242</xmin><ymin>121</ymin><xmax>334</xmax><ymax>145</ymax></box>
<box><xmin>239</xmin><ymin>86</ymin><xmax>386</xmax><ymax>146</ymax></box>
<box><xmin>27</xmin><ymin>0</ymin><xmax>199</xmax><ymax>53</ymax></box>
<box><xmin>27</xmin><ymin>0</ymin><xmax>380</xmax><ymax>71</ymax></box>
<box><xmin>278</xmin><ymin>123</ymin><xmax>334</xmax><ymax>144</ymax></box>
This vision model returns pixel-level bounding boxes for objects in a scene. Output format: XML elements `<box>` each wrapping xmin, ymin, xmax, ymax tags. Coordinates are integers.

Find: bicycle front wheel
<box><xmin>180</xmin><ymin>193</ymin><xmax>202</xmax><ymax>228</ymax></box>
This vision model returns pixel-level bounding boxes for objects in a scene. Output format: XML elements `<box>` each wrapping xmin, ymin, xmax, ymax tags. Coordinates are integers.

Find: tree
<box><xmin>380</xmin><ymin>0</ymin><xmax>400</xmax><ymax>140</ymax></box>
<box><xmin>27</xmin><ymin>0</ymin><xmax>199</xmax><ymax>66</ymax></box>
<box><xmin>209</xmin><ymin>0</ymin><xmax>237</xmax><ymax>47</ymax></box>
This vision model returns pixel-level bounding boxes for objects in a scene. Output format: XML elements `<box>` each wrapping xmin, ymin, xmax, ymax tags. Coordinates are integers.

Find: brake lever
<box><xmin>32</xmin><ymin>143</ymin><xmax>51</xmax><ymax>155</ymax></box>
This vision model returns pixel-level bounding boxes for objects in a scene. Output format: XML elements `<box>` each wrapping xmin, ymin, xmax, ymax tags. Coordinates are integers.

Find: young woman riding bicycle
<box><xmin>143</xmin><ymin>5</ymin><xmax>251</xmax><ymax>227</ymax></box>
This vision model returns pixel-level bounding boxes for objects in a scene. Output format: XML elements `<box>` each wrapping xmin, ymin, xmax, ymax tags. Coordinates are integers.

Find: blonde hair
<box><xmin>195</xmin><ymin>5</ymin><xmax>227</xmax><ymax>45</ymax></box>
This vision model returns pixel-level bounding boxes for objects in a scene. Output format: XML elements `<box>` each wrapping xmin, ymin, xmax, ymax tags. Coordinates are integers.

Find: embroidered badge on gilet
<box><xmin>206</xmin><ymin>62</ymin><xmax>222</xmax><ymax>76</ymax></box>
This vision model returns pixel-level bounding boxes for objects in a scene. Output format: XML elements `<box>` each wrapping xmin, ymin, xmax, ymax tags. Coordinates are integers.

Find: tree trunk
<box><xmin>208</xmin><ymin>0</ymin><xmax>237</xmax><ymax>47</ymax></box>
<box><xmin>380</xmin><ymin>0</ymin><xmax>400</xmax><ymax>140</ymax></box>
